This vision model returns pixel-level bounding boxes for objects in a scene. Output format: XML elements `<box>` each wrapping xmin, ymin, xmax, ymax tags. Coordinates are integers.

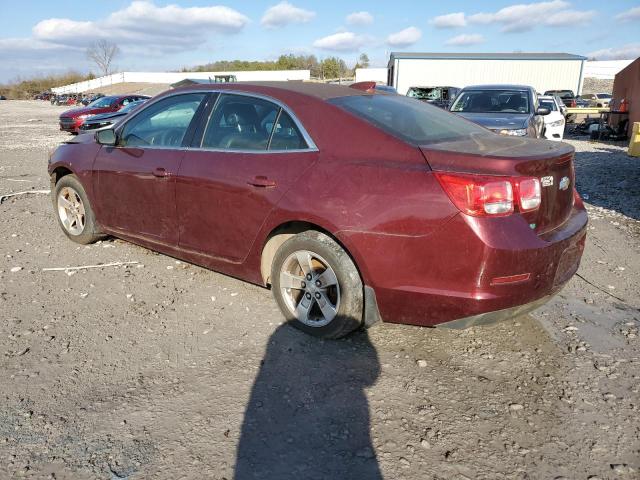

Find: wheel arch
<box><xmin>50</xmin><ymin>165</ymin><xmax>74</xmax><ymax>185</ymax></box>
<box><xmin>259</xmin><ymin>220</ymin><xmax>366</xmax><ymax>287</ymax></box>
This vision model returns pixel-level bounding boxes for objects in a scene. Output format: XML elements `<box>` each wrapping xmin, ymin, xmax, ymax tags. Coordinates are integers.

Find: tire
<box><xmin>53</xmin><ymin>174</ymin><xmax>104</xmax><ymax>244</ymax></box>
<box><xmin>271</xmin><ymin>231</ymin><xmax>363</xmax><ymax>339</ymax></box>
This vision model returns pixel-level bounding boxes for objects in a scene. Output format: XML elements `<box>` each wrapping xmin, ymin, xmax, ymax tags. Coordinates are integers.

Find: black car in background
<box><xmin>450</xmin><ymin>84</ymin><xmax>549</xmax><ymax>138</ymax></box>
<box><xmin>79</xmin><ymin>99</ymin><xmax>148</xmax><ymax>132</ymax></box>
<box><xmin>406</xmin><ymin>86</ymin><xmax>460</xmax><ymax>109</ymax></box>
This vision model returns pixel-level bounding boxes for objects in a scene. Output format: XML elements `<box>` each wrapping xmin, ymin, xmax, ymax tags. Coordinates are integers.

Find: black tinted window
<box><xmin>329</xmin><ymin>94</ymin><xmax>489</xmax><ymax>145</ymax></box>
<box><xmin>120</xmin><ymin>93</ymin><xmax>205</xmax><ymax>148</ymax></box>
<box><xmin>202</xmin><ymin>94</ymin><xmax>279</xmax><ymax>151</ymax></box>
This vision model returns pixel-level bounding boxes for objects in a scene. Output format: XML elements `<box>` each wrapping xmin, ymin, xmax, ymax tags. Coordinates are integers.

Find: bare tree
<box><xmin>86</xmin><ymin>40</ymin><xmax>120</xmax><ymax>77</ymax></box>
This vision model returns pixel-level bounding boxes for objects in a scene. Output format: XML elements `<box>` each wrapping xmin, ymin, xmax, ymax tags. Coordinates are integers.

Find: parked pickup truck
<box><xmin>544</xmin><ymin>90</ymin><xmax>577</xmax><ymax>108</ymax></box>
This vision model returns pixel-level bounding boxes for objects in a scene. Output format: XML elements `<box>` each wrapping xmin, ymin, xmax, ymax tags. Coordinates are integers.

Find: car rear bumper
<box><xmin>346</xmin><ymin>203</ymin><xmax>588</xmax><ymax>329</ymax></box>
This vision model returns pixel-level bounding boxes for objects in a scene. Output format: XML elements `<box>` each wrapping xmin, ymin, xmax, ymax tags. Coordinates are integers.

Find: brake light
<box><xmin>570</xmin><ymin>100</ymin><xmax>576</xmax><ymax>107</ymax></box>
<box><xmin>435</xmin><ymin>173</ymin><xmax>542</xmax><ymax>217</ymax></box>
<box><xmin>435</xmin><ymin>173</ymin><xmax>513</xmax><ymax>216</ymax></box>
<box><xmin>515</xmin><ymin>177</ymin><xmax>541</xmax><ymax>211</ymax></box>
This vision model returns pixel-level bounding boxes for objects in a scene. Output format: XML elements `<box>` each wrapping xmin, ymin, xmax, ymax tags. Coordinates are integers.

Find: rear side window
<box><xmin>329</xmin><ymin>94</ymin><xmax>490</xmax><ymax>145</ymax></box>
<box><xmin>120</xmin><ymin>93</ymin><xmax>206</xmax><ymax>148</ymax></box>
<box><xmin>269</xmin><ymin>110</ymin><xmax>307</xmax><ymax>150</ymax></box>
<box><xmin>202</xmin><ymin>94</ymin><xmax>279</xmax><ymax>151</ymax></box>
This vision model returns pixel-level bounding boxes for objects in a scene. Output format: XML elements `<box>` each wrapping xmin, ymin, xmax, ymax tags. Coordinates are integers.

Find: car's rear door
<box><xmin>92</xmin><ymin>92</ymin><xmax>208</xmax><ymax>246</ymax></box>
<box><xmin>175</xmin><ymin>92</ymin><xmax>319</xmax><ymax>263</ymax></box>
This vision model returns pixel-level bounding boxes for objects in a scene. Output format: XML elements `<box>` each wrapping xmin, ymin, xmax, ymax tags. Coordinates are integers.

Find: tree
<box><xmin>86</xmin><ymin>40</ymin><xmax>120</xmax><ymax>77</ymax></box>
<box><xmin>356</xmin><ymin>53</ymin><xmax>370</xmax><ymax>69</ymax></box>
<box><xmin>320</xmin><ymin>57</ymin><xmax>350</xmax><ymax>79</ymax></box>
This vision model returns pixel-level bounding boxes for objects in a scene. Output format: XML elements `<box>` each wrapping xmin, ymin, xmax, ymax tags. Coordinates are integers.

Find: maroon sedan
<box><xmin>59</xmin><ymin>94</ymin><xmax>149</xmax><ymax>133</ymax></box>
<box><xmin>48</xmin><ymin>82</ymin><xmax>587</xmax><ymax>338</ymax></box>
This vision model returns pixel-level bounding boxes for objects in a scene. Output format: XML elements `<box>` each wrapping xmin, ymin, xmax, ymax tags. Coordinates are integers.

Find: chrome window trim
<box><xmin>114</xmin><ymin>88</ymin><xmax>318</xmax><ymax>153</ymax></box>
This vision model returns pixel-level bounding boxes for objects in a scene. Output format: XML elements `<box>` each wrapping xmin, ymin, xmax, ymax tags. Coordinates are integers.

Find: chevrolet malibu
<box><xmin>48</xmin><ymin>82</ymin><xmax>587</xmax><ymax>339</ymax></box>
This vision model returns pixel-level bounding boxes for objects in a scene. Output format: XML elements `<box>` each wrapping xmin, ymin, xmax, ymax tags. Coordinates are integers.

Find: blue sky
<box><xmin>1</xmin><ymin>0</ymin><xmax>639</xmax><ymax>82</ymax></box>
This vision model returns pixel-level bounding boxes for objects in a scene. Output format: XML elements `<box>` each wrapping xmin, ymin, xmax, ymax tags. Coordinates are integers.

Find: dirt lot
<box><xmin>1</xmin><ymin>101</ymin><xmax>638</xmax><ymax>480</ymax></box>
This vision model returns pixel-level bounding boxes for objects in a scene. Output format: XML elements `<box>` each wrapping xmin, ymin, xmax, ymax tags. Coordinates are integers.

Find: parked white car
<box><xmin>580</xmin><ymin>92</ymin><xmax>611</xmax><ymax>108</ymax></box>
<box><xmin>538</xmin><ymin>95</ymin><xmax>565</xmax><ymax>141</ymax></box>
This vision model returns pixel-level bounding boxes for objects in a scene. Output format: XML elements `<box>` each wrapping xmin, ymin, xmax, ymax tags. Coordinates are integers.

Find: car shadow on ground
<box><xmin>573</xmin><ymin>145</ymin><xmax>640</xmax><ymax>221</ymax></box>
<box><xmin>234</xmin><ymin>324</ymin><xmax>382</xmax><ymax>479</ymax></box>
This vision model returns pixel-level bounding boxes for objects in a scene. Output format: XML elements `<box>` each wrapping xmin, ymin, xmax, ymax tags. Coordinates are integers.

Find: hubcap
<box><xmin>280</xmin><ymin>250</ymin><xmax>340</xmax><ymax>327</ymax></box>
<box><xmin>57</xmin><ymin>186</ymin><xmax>86</xmax><ymax>236</ymax></box>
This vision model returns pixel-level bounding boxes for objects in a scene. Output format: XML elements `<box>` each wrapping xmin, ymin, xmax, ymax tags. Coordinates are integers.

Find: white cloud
<box><xmin>468</xmin><ymin>1</ymin><xmax>594</xmax><ymax>32</ymax></box>
<box><xmin>545</xmin><ymin>9</ymin><xmax>595</xmax><ymax>27</ymax></box>
<box><xmin>346</xmin><ymin>11</ymin><xmax>374</xmax><ymax>26</ymax></box>
<box><xmin>614</xmin><ymin>6</ymin><xmax>640</xmax><ymax>22</ymax></box>
<box><xmin>32</xmin><ymin>1</ymin><xmax>249</xmax><ymax>49</ymax></box>
<box><xmin>261</xmin><ymin>2</ymin><xmax>315</xmax><ymax>28</ymax></box>
<box><xmin>386</xmin><ymin>26</ymin><xmax>422</xmax><ymax>47</ymax></box>
<box><xmin>312</xmin><ymin>32</ymin><xmax>367</xmax><ymax>51</ymax></box>
<box><xmin>444</xmin><ymin>33</ymin><xmax>485</xmax><ymax>46</ymax></box>
<box><xmin>430</xmin><ymin>12</ymin><xmax>466</xmax><ymax>29</ymax></box>
<box><xmin>587</xmin><ymin>43</ymin><xmax>640</xmax><ymax>60</ymax></box>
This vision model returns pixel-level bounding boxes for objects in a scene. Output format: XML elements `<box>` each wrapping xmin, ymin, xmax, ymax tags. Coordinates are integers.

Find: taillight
<box><xmin>435</xmin><ymin>173</ymin><xmax>513</xmax><ymax>216</ymax></box>
<box><xmin>515</xmin><ymin>177</ymin><xmax>541</xmax><ymax>211</ymax></box>
<box><xmin>435</xmin><ymin>173</ymin><xmax>542</xmax><ymax>217</ymax></box>
<box><xmin>570</xmin><ymin>100</ymin><xmax>576</xmax><ymax>107</ymax></box>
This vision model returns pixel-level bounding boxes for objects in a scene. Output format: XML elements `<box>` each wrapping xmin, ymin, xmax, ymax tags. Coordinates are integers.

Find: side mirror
<box><xmin>536</xmin><ymin>107</ymin><xmax>551</xmax><ymax>116</ymax></box>
<box><xmin>95</xmin><ymin>129</ymin><xmax>117</xmax><ymax>146</ymax></box>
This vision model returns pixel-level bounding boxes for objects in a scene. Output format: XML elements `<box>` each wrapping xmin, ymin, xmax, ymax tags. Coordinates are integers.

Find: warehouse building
<box><xmin>387</xmin><ymin>52</ymin><xmax>586</xmax><ymax>96</ymax></box>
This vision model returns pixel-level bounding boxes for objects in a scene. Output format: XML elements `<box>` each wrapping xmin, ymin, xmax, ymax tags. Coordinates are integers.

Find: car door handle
<box><xmin>248</xmin><ymin>176</ymin><xmax>276</xmax><ymax>188</ymax></box>
<box><xmin>152</xmin><ymin>167</ymin><xmax>169</xmax><ymax>178</ymax></box>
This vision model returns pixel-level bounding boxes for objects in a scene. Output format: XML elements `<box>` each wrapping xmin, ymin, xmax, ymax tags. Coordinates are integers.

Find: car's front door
<box><xmin>92</xmin><ymin>92</ymin><xmax>208</xmax><ymax>246</ymax></box>
<box><xmin>176</xmin><ymin>93</ymin><xmax>319</xmax><ymax>262</ymax></box>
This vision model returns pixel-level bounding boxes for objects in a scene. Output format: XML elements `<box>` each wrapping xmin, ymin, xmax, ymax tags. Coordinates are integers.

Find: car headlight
<box><xmin>77</xmin><ymin>114</ymin><xmax>91</xmax><ymax>120</ymax></box>
<box><xmin>498</xmin><ymin>128</ymin><xmax>528</xmax><ymax>136</ymax></box>
<box><xmin>548</xmin><ymin>119</ymin><xmax>565</xmax><ymax>127</ymax></box>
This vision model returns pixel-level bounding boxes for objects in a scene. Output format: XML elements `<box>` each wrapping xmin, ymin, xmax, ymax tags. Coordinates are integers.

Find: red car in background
<box><xmin>59</xmin><ymin>94</ymin><xmax>150</xmax><ymax>133</ymax></box>
<box><xmin>48</xmin><ymin>82</ymin><xmax>587</xmax><ymax>338</ymax></box>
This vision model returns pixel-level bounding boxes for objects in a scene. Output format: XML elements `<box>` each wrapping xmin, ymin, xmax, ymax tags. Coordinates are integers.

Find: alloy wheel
<box><xmin>280</xmin><ymin>250</ymin><xmax>340</xmax><ymax>327</ymax></box>
<box><xmin>57</xmin><ymin>186</ymin><xmax>86</xmax><ymax>236</ymax></box>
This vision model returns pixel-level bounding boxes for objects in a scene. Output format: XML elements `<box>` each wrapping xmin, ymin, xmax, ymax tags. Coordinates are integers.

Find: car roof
<box><xmin>409</xmin><ymin>86</ymin><xmax>458</xmax><ymax>89</ymax></box>
<box><xmin>173</xmin><ymin>81</ymin><xmax>371</xmax><ymax>101</ymax></box>
<box><xmin>461</xmin><ymin>84</ymin><xmax>533</xmax><ymax>91</ymax></box>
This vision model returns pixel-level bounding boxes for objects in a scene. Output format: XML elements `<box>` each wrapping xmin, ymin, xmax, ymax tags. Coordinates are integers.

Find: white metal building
<box><xmin>387</xmin><ymin>52</ymin><xmax>587</xmax><ymax>95</ymax></box>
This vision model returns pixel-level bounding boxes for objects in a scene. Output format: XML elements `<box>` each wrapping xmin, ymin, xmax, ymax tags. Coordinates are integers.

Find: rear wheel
<box><xmin>53</xmin><ymin>174</ymin><xmax>104</xmax><ymax>244</ymax></box>
<box><xmin>271</xmin><ymin>231</ymin><xmax>363</xmax><ymax>339</ymax></box>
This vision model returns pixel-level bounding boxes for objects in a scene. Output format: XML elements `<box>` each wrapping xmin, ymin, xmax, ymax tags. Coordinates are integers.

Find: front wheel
<box><xmin>53</xmin><ymin>174</ymin><xmax>104</xmax><ymax>244</ymax></box>
<box><xmin>271</xmin><ymin>231</ymin><xmax>363</xmax><ymax>339</ymax></box>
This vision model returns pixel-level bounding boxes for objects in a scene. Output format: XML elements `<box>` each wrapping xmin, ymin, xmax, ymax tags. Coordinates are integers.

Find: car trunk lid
<box><xmin>420</xmin><ymin>134</ymin><xmax>575</xmax><ymax>234</ymax></box>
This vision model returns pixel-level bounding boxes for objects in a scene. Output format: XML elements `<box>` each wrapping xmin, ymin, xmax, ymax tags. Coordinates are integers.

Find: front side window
<box><xmin>451</xmin><ymin>90</ymin><xmax>530</xmax><ymax>114</ymax></box>
<box><xmin>329</xmin><ymin>94</ymin><xmax>490</xmax><ymax>145</ymax></box>
<box><xmin>202</xmin><ymin>94</ymin><xmax>279</xmax><ymax>151</ymax></box>
<box><xmin>119</xmin><ymin>93</ymin><xmax>206</xmax><ymax>148</ymax></box>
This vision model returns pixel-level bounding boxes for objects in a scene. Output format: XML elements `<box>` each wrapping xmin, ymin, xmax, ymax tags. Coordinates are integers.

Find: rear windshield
<box><xmin>539</xmin><ymin>99</ymin><xmax>557</xmax><ymax>111</ymax></box>
<box><xmin>451</xmin><ymin>89</ymin><xmax>530</xmax><ymax>114</ymax></box>
<box><xmin>545</xmin><ymin>90</ymin><xmax>574</xmax><ymax>98</ymax></box>
<box><xmin>88</xmin><ymin>96</ymin><xmax>118</xmax><ymax>108</ymax></box>
<box><xmin>329</xmin><ymin>94</ymin><xmax>490</xmax><ymax>145</ymax></box>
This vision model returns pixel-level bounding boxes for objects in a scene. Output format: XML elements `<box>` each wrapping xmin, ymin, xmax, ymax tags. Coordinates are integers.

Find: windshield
<box><xmin>88</xmin><ymin>96</ymin><xmax>118</xmax><ymax>108</ymax></box>
<box><xmin>407</xmin><ymin>87</ymin><xmax>441</xmax><ymax>100</ymax></box>
<box><xmin>546</xmin><ymin>90</ymin><xmax>574</xmax><ymax>99</ymax></box>
<box><xmin>539</xmin><ymin>99</ymin><xmax>557</xmax><ymax>111</ymax></box>
<box><xmin>120</xmin><ymin>100</ymin><xmax>145</xmax><ymax>113</ymax></box>
<box><xmin>451</xmin><ymin>89</ymin><xmax>530</xmax><ymax>114</ymax></box>
<box><xmin>329</xmin><ymin>94</ymin><xmax>491</xmax><ymax>145</ymax></box>
<box><xmin>597</xmin><ymin>93</ymin><xmax>612</xmax><ymax>99</ymax></box>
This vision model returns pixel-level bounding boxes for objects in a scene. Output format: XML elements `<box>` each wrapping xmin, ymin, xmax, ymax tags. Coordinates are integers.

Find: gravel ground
<box><xmin>0</xmin><ymin>101</ymin><xmax>638</xmax><ymax>480</ymax></box>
